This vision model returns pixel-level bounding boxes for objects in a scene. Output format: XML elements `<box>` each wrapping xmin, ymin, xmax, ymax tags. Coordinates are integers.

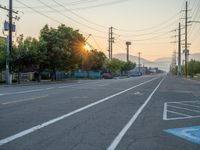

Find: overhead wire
<box><xmin>14</xmin><ymin>0</ymin><xmax>103</xmax><ymax>9</ymax></box>
<box><xmin>37</xmin><ymin>0</ymin><xmax>107</xmax><ymax>34</ymax></box>
<box><xmin>52</xmin><ymin>0</ymin><xmax>108</xmax><ymax>29</ymax></box>
<box><xmin>115</xmin><ymin>12</ymin><xmax>181</xmax><ymax>33</ymax></box>
<box><xmin>69</xmin><ymin>0</ymin><xmax>130</xmax><ymax>11</ymax></box>
<box><xmin>15</xmin><ymin>0</ymin><xmax>129</xmax><ymax>12</ymax></box>
<box><xmin>189</xmin><ymin>0</ymin><xmax>200</xmax><ymax>41</ymax></box>
<box><xmin>15</xmin><ymin>0</ymin><xmax>107</xmax><ymax>45</ymax></box>
<box><xmin>15</xmin><ymin>0</ymin><xmax>62</xmax><ymax>24</ymax></box>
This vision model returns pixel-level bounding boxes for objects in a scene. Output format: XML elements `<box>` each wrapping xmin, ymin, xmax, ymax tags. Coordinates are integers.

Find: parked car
<box><xmin>130</xmin><ymin>72</ymin><xmax>142</xmax><ymax>77</ymax></box>
<box><xmin>102</xmin><ymin>73</ymin><xmax>113</xmax><ymax>79</ymax></box>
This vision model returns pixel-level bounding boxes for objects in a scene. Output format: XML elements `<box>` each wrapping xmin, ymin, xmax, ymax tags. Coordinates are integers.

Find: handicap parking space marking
<box><xmin>164</xmin><ymin>126</ymin><xmax>200</xmax><ymax>144</ymax></box>
<box><xmin>163</xmin><ymin>101</ymin><xmax>200</xmax><ymax>120</ymax></box>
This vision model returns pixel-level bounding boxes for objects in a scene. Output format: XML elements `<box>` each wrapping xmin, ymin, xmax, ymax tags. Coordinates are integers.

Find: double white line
<box><xmin>0</xmin><ymin>76</ymin><xmax>164</xmax><ymax>147</ymax></box>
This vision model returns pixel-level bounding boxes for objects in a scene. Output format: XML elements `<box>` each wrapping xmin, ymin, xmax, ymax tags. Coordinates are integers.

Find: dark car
<box><xmin>102</xmin><ymin>73</ymin><xmax>113</xmax><ymax>79</ymax></box>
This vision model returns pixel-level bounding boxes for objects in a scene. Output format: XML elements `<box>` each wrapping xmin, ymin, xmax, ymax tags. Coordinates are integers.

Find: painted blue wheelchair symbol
<box><xmin>165</xmin><ymin>126</ymin><xmax>200</xmax><ymax>144</ymax></box>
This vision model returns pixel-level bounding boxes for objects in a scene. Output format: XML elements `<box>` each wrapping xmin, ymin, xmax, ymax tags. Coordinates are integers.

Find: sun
<box><xmin>83</xmin><ymin>44</ymin><xmax>91</xmax><ymax>50</ymax></box>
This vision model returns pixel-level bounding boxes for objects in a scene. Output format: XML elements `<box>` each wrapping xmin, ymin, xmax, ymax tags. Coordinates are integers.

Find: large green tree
<box><xmin>121</xmin><ymin>61</ymin><xmax>136</xmax><ymax>73</ymax></box>
<box><xmin>188</xmin><ymin>59</ymin><xmax>200</xmax><ymax>76</ymax></box>
<box><xmin>105</xmin><ymin>58</ymin><xmax>124</xmax><ymax>74</ymax></box>
<box><xmin>12</xmin><ymin>35</ymin><xmax>46</xmax><ymax>82</ymax></box>
<box><xmin>83</xmin><ymin>49</ymin><xmax>107</xmax><ymax>70</ymax></box>
<box><xmin>40</xmin><ymin>24</ymin><xmax>85</xmax><ymax>80</ymax></box>
<box><xmin>105</xmin><ymin>58</ymin><xmax>136</xmax><ymax>75</ymax></box>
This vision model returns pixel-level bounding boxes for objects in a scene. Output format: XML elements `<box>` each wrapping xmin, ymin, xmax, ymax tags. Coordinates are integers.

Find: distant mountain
<box><xmin>113</xmin><ymin>52</ymin><xmax>200</xmax><ymax>72</ymax></box>
<box><xmin>113</xmin><ymin>53</ymin><xmax>153</xmax><ymax>64</ymax></box>
<box><xmin>113</xmin><ymin>53</ymin><xmax>169</xmax><ymax>71</ymax></box>
<box><xmin>190</xmin><ymin>53</ymin><xmax>200</xmax><ymax>60</ymax></box>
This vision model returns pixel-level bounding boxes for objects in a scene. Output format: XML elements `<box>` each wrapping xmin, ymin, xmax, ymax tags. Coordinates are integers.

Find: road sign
<box><xmin>165</xmin><ymin>126</ymin><xmax>200</xmax><ymax>144</ymax></box>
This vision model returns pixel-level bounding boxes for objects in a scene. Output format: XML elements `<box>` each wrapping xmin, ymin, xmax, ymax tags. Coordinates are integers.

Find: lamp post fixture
<box><xmin>126</xmin><ymin>41</ymin><xmax>131</xmax><ymax>62</ymax></box>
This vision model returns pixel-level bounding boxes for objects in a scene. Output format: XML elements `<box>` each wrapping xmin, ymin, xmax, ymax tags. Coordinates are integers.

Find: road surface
<box><xmin>0</xmin><ymin>74</ymin><xmax>200</xmax><ymax>150</ymax></box>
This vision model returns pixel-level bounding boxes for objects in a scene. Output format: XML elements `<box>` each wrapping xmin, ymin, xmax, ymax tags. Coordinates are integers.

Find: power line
<box><xmin>37</xmin><ymin>0</ymin><xmax>107</xmax><ymax>34</ymax></box>
<box><xmin>116</xmin><ymin>16</ymin><xmax>179</xmax><ymax>38</ymax></box>
<box><xmin>66</xmin><ymin>0</ymin><xmax>130</xmax><ymax>11</ymax></box>
<box><xmin>14</xmin><ymin>0</ymin><xmax>103</xmax><ymax>9</ymax></box>
<box><xmin>15</xmin><ymin>0</ymin><xmax>129</xmax><ymax>11</ymax></box>
<box><xmin>52</xmin><ymin>0</ymin><xmax>108</xmax><ymax>29</ymax></box>
<box><xmin>91</xmin><ymin>34</ymin><xmax>103</xmax><ymax>51</ymax></box>
<box><xmin>116</xmin><ymin>12</ymin><xmax>181</xmax><ymax>33</ymax></box>
<box><xmin>16</xmin><ymin>0</ymin><xmax>107</xmax><ymax>41</ymax></box>
<box><xmin>16</xmin><ymin>0</ymin><xmax>62</xmax><ymax>24</ymax></box>
<box><xmin>188</xmin><ymin>0</ymin><xmax>200</xmax><ymax>40</ymax></box>
<box><xmin>121</xmin><ymin>31</ymin><xmax>172</xmax><ymax>42</ymax></box>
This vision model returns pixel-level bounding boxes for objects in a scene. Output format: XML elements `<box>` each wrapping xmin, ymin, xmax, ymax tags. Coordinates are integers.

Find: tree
<box><xmin>188</xmin><ymin>59</ymin><xmax>200</xmax><ymax>76</ymax></box>
<box><xmin>105</xmin><ymin>59</ymin><xmax>136</xmax><ymax>75</ymax></box>
<box><xmin>12</xmin><ymin>35</ymin><xmax>45</xmax><ymax>82</ymax></box>
<box><xmin>83</xmin><ymin>49</ymin><xmax>107</xmax><ymax>70</ymax></box>
<box><xmin>0</xmin><ymin>37</ymin><xmax>6</xmax><ymax>71</ymax></box>
<box><xmin>40</xmin><ymin>24</ymin><xmax>85</xmax><ymax>80</ymax></box>
<box><xmin>105</xmin><ymin>58</ymin><xmax>124</xmax><ymax>74</ymax></box>
<box><xmin>121</xmin><ymin>61</ymin><xmax>136</xmax><ymax>74</ymax></box>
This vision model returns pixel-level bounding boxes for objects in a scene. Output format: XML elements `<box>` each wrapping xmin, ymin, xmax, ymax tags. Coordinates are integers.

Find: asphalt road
<box><xmin>0</xmin><ymin>74</ymin><xmax>200</xmax><ymax>150</ymax></box>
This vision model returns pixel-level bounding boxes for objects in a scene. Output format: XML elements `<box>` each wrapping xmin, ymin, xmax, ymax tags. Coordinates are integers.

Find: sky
<box><xmin>0</xmin><ymin>0</ymin><xmax>200</xmax><ymax>61</ymax></box>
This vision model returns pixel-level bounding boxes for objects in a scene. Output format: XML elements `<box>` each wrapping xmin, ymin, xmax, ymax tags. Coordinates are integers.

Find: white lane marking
<box><xmin>178</xmin><ymin>103</ymin><xmax>200</xmax><ymax>109</ymax></box>
<box><xmin>0</xmin><ymin>77</ymin><xmax>160</xmax><ymax>146</ymax></box>
<box><xmin>168</xmin><ymin>101</ymin><xmax>200</xmax><ymax>104</ymax></box>
<box><xmin>165</xmin><ymin>115</ymin><xmax>200</xmax><ymax>121</ymax></box>
<box><xmin>0</xmin><ymin>81</ymin><xmax>101</xmax><ymax>96</ymax></box>
<box><xmin>57</xmin><ymin>81</ymin><xmax>101</xmax><ymax>89</ymax></box>
<box><xmin>1</xmin><ymin>95</ymin><xmax>49</xmax><ymax>105</ymax></box>
<box><xmin>163</xmin><ymin>102</ymin><xmax>168</xmax><ymax>120</ymax></box>
<box><xmin>168</xmin><ymin>105</ymin><xmax>200</xmax><ymax>113</ymax></box>
<box><xmin>107</xmin><ymin>77</ymin><xmax>165</xmax><ymax>150</ymax></box>
<box><xmin>163</xmin><ymin>101</ymin><xmax>200</xmax><ymax>120</ymax></box>
<box><xmin>45</xmin><ymin>87</ymin><xmax>55</xmax><ymax>90</ymax></box>
<box><xmin>167</xmin><ymin>110</ymin><xmax>191</xmax><ymax>117</ymax></box>
<box><xmin>0</xmin><ymin>88</ymin><xmax>45</xmax><ymax>96</ymax></box>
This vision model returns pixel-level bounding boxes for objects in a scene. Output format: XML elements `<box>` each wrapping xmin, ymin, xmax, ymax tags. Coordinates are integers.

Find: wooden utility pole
<box><xmin>184</xmin><ymin>1</ymin><xmax>188</xmax><ymax>77</ymax></box>
<box><xmin>178</xmin><ymin>22</ymin><xmax>182</xmax><ymax>76</ymax></box>
<box><xmin>108</xmin><ymin>27</ymin><xmax>114</xmax><ymax>60</ymax></box>
<box><xmin>8</xmin><ymin>0</ymin><xmax>13</xmax><ymax>84</ymax></box>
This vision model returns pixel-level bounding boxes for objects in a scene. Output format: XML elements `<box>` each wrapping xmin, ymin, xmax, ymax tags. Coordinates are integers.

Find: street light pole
<box><xmin>138</xmin><ymin>52</ymin><xmax>141</xmax><ymax>75</ymax></box>
<box><xmin>126</xmin><ymin>41</ymin><xmax>131</xmax><ymax>62</ymax></box>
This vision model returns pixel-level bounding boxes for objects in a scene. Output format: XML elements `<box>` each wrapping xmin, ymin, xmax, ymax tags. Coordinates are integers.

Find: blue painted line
<box><xmin>165</xmin><ymin>126</ymin><xmax>200</xmax><ymax>144</ymax></box>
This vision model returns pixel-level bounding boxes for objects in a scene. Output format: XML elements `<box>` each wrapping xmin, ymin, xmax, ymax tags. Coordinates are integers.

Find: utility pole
<box><xmin>108</xmin><ymin>27</ymin><xmax>114</xmax><ymax>60</ymax></box>
<box><xmin>1</xmin><ymin>1</ymin><xmax>18</xmax><ymax>84</ymax></box>
<box><xmin>184</xmin><ymin>1</ymin><xmax>188</xmax><ymax>78</ymax></box>
<box><xmin>138</xmin><ymin>52</ymin><xmax>141</xmax><ymax>75</ymax></box>
<box><xmin>178</xmin><ymin>22</ymin><xmax>181</xmax><ymax>76</ymax></box>
<box><xmin>8</xmin><ymin>0</ymin><xmax>13</xmax><ymax>84</ymax></box>
<box><xmin>108</xmin><ymin>28</ymin><xmax>111</xmax><ymax>59</ymax></box>
<box><xmin>126</xmin><ymin>41</ymin><xmax>131</xmax><ymax>62</ymax></box>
